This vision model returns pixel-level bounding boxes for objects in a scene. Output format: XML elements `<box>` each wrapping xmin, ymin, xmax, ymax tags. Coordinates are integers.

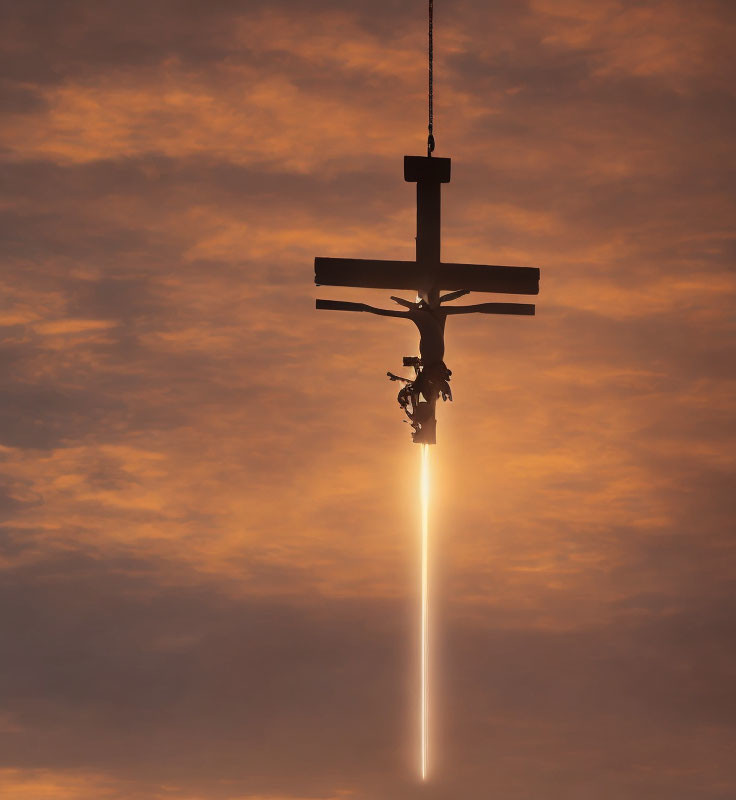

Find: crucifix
<box><xmin>314</xmin><ymin>154</ymin><xmax>540</xmax><ymax>444</ymax></box>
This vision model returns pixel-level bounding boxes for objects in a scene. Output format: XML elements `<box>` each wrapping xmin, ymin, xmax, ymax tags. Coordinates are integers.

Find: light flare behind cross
<box><xmin>420</xmin><ymin>444</ymin><xmax>430</xmax><ymax>780</ymax></box>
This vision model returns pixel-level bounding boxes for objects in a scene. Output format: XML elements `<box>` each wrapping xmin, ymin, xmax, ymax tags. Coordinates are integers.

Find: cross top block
<box><xmin>404</xmin><ymin>155</ymin><xmax>451</xmax><ymax>184</ymax></box>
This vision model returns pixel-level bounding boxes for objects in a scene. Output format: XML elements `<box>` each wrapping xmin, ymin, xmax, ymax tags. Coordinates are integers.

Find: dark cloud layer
<box><xmin>0</xmin><ymin>0</ymin><xmax>734</xmax><ymax>798</ymax></box>
<box><xmin>2</xmin><ymin>547</ymin><xmax>734</xmax><ymax>799</ymax></box>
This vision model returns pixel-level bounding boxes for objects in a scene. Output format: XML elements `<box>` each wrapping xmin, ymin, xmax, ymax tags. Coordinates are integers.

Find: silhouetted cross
<box><xmin>314</xmin><ymin>156</ymin><xmax>539</xmax><ymax>303</ymax></box>
<box><xmin>314</xmin><ymin>155</ymin><xmax>540</xmax><ymax>443</ymax></box>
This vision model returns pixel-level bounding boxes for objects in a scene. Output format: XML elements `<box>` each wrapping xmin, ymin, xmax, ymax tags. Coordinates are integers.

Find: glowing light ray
<box><xmin>420</xmin><ymin>444</ymin><xmax>430</xmax><ymax>780</ymax></box>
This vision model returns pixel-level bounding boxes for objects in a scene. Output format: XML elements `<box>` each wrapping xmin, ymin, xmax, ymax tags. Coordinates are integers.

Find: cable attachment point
<box><xmin>427</xmin><ymin>132</ymin><xmax>435</xmax><ymax>157</ymax></box>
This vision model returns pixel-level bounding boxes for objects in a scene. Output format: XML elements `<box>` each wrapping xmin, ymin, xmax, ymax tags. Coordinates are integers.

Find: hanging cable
<box><xmin>427</xmin><ymin>0</ymin><xmax>435</xmax><ymax>156</ymax></box>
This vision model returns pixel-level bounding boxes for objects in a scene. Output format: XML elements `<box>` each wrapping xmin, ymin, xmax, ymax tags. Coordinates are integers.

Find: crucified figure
<box><xmin>316</xmin><ymin>291</ymin><xmax>534</xmax><ymax>442</ymax></box>
<box><xmin>317</xmin><ymin>288</ymin><xmax>528</xmax><ymax>366</ymax></box>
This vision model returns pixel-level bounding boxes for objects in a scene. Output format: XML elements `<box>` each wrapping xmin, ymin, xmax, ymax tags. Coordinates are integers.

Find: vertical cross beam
<box><xmin>404</xmin><ymin>156</ymin><xmax>451</xmax><ymax>304</ymax></box>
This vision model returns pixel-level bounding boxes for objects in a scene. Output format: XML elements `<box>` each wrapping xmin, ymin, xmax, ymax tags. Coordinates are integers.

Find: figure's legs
<box><xmin>411</xmin><ymin>397</ymin><xmax>438</xmax><ymax>445</ymax></box>
<box><xmin>388</xmin><ymin>356</ymin><xmax>440</xmax><ymax>444</ymax></box>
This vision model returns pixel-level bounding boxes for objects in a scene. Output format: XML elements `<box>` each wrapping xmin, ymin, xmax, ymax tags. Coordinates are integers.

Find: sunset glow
<box><xmin>0</xmin><ymin>2</ymin><xmax>733</xmax><ymax>798</ymax></box>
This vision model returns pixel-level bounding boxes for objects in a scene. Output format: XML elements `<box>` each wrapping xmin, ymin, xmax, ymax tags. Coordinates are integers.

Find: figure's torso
<box><xmin>409</xmin><ymin>308</ymin><xmax>446</xmax><ymax>365</ymax></box>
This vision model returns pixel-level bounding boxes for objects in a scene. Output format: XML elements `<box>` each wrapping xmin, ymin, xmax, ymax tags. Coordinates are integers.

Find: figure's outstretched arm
<box><xmin>362</xmin><ymin>304</ymin><xmax>408</xmax><ymax>318</ymax></box>
<box><xmin>443</xmin><ymin>302</ymin><xmax>536</xmax><ymax>316</ymax></box>
<box><xmin>316</xmin><ymin>299</ymin><xmax>407</xmax><ymax>317</ymax></box>
<box><xmin>439</xmin><ymin>289</ymin><xmax>470</xmax><ymax>304</ymax></box>
<box><xmin>390</xmin><ymin>295</ymin><xmax>418</xmax><ymax>309</ymax></box>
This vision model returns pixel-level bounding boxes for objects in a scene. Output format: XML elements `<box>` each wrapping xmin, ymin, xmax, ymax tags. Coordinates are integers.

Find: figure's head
<box><xmin>417</xmin><ymin>289</ymin><xmax>441</xmax><ymax>310</ymax></box>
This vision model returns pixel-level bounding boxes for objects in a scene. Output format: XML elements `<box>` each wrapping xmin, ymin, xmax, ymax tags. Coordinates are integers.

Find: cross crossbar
<box><xmin>315</xmin><ymin>257</ymin><xmax>539</xmax><ymax>294</ymax></box>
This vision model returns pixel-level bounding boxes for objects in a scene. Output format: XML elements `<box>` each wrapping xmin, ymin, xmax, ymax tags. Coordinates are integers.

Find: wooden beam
<box><xmin>314</xmin><ymin>257</ymin><xmax>540</xmax><ymax>295</ymax></box>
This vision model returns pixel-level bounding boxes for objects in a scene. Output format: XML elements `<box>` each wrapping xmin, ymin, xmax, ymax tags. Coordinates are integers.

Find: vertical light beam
<box><xmin>420</xmin><ymin>443</ymin><xmax>430</xmax><ymax>780</ymax></box>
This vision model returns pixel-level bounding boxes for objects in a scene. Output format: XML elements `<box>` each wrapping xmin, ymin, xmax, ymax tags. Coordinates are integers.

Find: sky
<box><xmin>0</xmin><ymin>0</ymin><xmax>735</xmax><ymax>798</ymax></box>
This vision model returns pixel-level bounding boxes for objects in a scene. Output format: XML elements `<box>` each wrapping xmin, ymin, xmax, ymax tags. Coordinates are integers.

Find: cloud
<box><xmin>0</xmin><ymin>0</ymin><xmax>734</xmax><ymax>797</ymax></box>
